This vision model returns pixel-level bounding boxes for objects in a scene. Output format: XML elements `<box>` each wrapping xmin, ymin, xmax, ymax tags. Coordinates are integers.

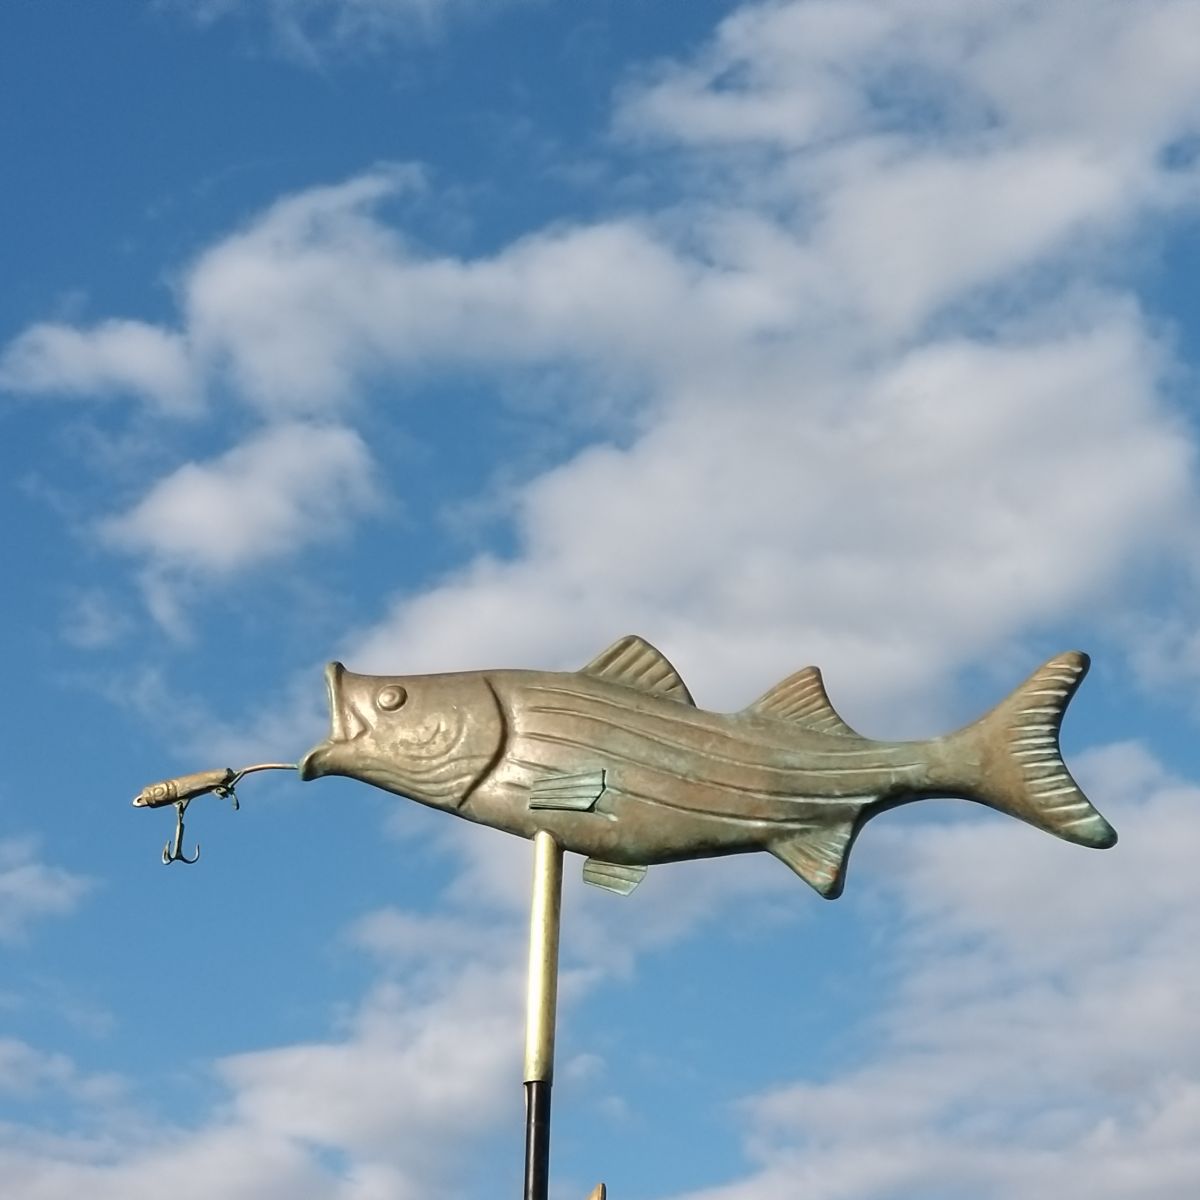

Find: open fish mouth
<box><xmin>298</xmin><ymin>661</ymin><xmax>365</xmax><ymax>780</ymax></box>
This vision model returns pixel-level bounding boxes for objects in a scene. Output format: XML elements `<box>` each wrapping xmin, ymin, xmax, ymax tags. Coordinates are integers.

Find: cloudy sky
<box><xmin>3</xmin><ymin>1</ymin><xmax>1200</xmax><ymax>1196</ymax></box>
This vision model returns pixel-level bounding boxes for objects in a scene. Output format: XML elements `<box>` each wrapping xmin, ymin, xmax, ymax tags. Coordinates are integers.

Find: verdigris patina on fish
<box><xmin>298</xmin><ymin>636</ymin><xmax>1116</xmax><ymax>898</ymax></box>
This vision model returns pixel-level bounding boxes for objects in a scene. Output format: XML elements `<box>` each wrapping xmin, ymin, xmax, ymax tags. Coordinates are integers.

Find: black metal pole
<box><xmin>523</xmin><ymin>1079</ymin><xmax>553</xmax><ymax>1200</ymax></box>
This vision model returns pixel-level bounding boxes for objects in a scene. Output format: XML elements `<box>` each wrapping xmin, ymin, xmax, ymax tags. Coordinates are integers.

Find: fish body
<box><xmin>298</xmin><ymin>636</ymin><xmax>1116</xmax><ymax>898</ymax></box>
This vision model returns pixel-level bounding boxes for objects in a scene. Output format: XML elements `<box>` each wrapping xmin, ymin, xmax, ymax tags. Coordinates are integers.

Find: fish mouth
<box><xmin>298</xmin><ymin>661</ymin><xmax>366</xmax><ymax>781</ymax></box>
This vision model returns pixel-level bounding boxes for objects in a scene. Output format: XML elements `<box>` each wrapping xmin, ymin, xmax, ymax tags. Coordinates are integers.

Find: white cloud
<box><xmin>0</xmin><ymin>1039</ymin><xmax>123</xmax><ymax>1107</ymax></box>
<box><xmin>662</xmin><ymin>741</ymin><xmax>1200</xmax><ymax>1200</ymax></box>
<box><xmin>7</xmin><ymin>741</ymin><xmax>1187</xmax><ymax>1200</ymax></box>
<box><xmin>101</xmin><ymin>422</ymin><xmax>379</xmax><ymax>577</ymax></box>
<box><xmin>0</xmin><ymin>1124</ymin><xmax>330</xmax><ymax>1200</ymax></box>
<box><xmin>347</xmin><ymin>905</ymin><xmax>508</xmax><ymax>968</ymax></box>
<box><xmin>2</xmin><ymin>0</ymin><xmax>1191</xmax><ymax>708</ymax></box>
<box><xmin>7</xmin><ymin>7</ymin><xmax>1200</xmax><ymax>1193</ymax></box>
<box><xmin>1</xmin><ymin>168</ymin><xmax>708</xmax><ymax>419</ymax></box>
<box><xmin>620</xmin><ymin>0</ymin><xmax>1200</xmax><ymax>337</ymax></box>
<box><xmin>810</xmin><ymin>144</ymin><xmax>1130</xmax><ymax>334</ymax></box>
<box><xmin>426</xmin><ymin>816</ymin><xmax>801</xmax><ymax>981</ymax></box>
<box><xmin>620</xmin><ymin>0</ymin><xmax>1200</xmax><ymax>155</ymax></box>
<box><xmin>179</xmin><ymin>178</ymin><xmax>719</xmax><ymax>416</ymax></box>
<box><xmin>311</xmin><ymin>0</ymin><xmax>1198</xmax><ymax>717</ymax></box>
<box><xmin>60</xmin><ymin>591</ymin><xmax>133</xmax><ymax>650</ymax></box>
<box><xmin>0</xmin><ymin>776</ymin><xmax>799</xmax><ymax>1200</ymax></box>
<box><xmin>0</xmin><ymin>846</ymin><xmax>535</xmax><ymax>1199</ymax></box>
<box><xmin>0</xmin><ymin>320</ymin><xmax>196</xmax><ymax>414</ymax></box>
<box><xmin>221</xmin><ymin>967</ymin><xmax>521</xmax><ymax>1178</ymax></box>
<box><xmin>344</xmin><ymin>307</ymin><xmax>1191</xmax><ymax>731</ymax></box>
<box><xmin>0</xmin><ymin>907</ymin><xmax>509</xmax><ymax>1198</ymax></box>
<box><xmin>0</xmin><ymin>839</ymin><xmax>92</xmax><ymax>943</ymax></box>
<box><xmin>175</xmin><ymin>0</ymin><xmax>537</xmax><ymax>62</ymax></box>
<box><xmin>19</xmin><ymin>0</ymin><xmax>1198</xmax><ymax>428</ymax></box>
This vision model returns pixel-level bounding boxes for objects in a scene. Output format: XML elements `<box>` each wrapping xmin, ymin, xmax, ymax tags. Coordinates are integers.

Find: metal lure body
<box><xmin>133</xmin><ymin>768</ymin><xmax>237</xmax><ymax>809</ymax></box>
<box><xmin>298</xmin><ymin>635</ymin><xmax>1116</xmax><ymax>898</ymax></box>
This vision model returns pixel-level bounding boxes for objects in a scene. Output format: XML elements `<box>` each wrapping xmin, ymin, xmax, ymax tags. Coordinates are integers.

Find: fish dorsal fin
<box><xmin>747</xmin><ymin>667</ymin><xmax>859</xmax><ymax>736</ymax></box>
<box><xmin>580</xmin><ymin>635</ymin><xmax>695</xmax><ymax>705</ymax></box>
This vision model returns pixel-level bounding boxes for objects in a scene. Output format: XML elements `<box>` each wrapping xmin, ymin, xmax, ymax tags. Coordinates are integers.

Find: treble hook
<box><xmin>162</xmin><ymin>798</ymin><xmax>199</xmax><ymax>865</ymax></box>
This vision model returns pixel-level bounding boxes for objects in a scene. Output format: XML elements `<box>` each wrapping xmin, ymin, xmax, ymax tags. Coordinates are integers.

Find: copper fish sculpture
<box><xmin>298</xmin><ymin>636</ymin><xmax>1116</xmax><ymax>898</ymax></box>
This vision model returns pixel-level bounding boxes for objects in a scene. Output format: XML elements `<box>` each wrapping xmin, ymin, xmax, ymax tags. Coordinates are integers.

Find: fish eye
<box><xmin>376</xmin><ymin>684</ymin><xmax>407</xmax><ymax>712</ymax></box>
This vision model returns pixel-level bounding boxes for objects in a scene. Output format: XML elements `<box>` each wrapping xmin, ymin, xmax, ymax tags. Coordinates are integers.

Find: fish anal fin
<box><xmin>769</xmin><ymin>823</ymin><xmax>857</xmax><ymax>898</ymax></box>
<box><xmin>529</xmin><ymin>770</ymin><xmax>606</xmax><ymax>811</ymax></box>
<box><xmin>747</xmin><ymin>666</ymin><xmax>859</xmax><ymax>736</ymax></box>
<box><xmin>583</xmin><ymin>859</ymin><xmax>647</xmax><ymax>896</ymax></box>
<box><xmin>580</xmin><ymin>635</ymin><xmax>695</xmax><ymax>705</ymax></box>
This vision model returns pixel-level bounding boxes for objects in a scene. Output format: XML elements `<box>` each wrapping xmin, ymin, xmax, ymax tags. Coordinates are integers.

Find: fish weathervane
<box><xmin>297</xmin><ymin>635</ymin><xmax>1116</xmax><ymax>897</ymax></box>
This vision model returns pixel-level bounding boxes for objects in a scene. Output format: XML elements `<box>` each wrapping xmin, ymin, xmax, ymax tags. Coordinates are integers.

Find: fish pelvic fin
<box><xmin>583</xmin><ymin>858</ymin><xmax>648</xmax><ymax>895</ymax></box>
<box><xmin>957</xmin><ymin>651</ymin><xmax>1116</xmax><ymax>849</ymax></box>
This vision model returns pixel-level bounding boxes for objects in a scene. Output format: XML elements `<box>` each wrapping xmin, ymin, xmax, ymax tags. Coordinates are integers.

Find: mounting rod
<box><xmin>523</xmin><ymin>830</ymin><xmax>563</xmax><ymax>1200</ymax></box>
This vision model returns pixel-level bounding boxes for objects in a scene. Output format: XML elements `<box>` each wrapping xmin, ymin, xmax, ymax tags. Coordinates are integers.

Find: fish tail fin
<box><xmin>958</xmin><ymin>651</ymin><xmax>1116</xmax><ymax>848</ymax></box>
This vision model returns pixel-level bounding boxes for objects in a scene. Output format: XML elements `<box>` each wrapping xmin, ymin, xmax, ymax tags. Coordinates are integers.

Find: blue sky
<box><xmin>3</xmin><ymin>1</ymin><xmax>1200</xmax><ymax>1197</ymax></box>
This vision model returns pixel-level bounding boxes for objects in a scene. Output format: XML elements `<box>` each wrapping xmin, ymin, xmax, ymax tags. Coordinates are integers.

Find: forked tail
<box><xmin>956</xmin><ymin>651</ymin><xmax>1116</xmax><ymax>848</ymax></box>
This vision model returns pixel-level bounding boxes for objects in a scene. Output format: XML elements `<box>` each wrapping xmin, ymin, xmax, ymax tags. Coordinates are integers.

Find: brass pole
<box><xmin>523</xmin><ymin>830</ymin><xmax>563</xmax><ymax>1200</ymax></box>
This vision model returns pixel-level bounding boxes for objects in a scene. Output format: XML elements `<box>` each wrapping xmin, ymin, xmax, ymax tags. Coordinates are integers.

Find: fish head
<box><xmin>298</xmin><ymin>662</ymin><xmax>504</xmax><ymax>811</ymax></box>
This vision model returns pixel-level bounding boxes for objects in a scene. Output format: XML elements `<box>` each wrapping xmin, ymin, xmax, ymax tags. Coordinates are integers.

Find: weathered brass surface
<box><xmin>298</xmin><ymin>635</ymin><xmax>1116</xmax><ymax>898</ymax></box>
<box><xmin>133</xmin><ymin>768</ymin><xmax>238</xmax><ymax>810</ymax></box>
<box><xmin>524</xmin><ymin>831</ymin><xmax>563</xmax><ymax>1085</ymax></box>
<box><xmin>522</xmin><ymin>833</ymin><xmax>564</xmax><ymax>1200</ymax></box>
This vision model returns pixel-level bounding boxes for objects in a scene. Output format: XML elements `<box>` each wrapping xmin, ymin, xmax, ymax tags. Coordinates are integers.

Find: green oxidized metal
<box><xmin>298</xmin><ymin>635</ymin><xmax>1116</xmax><ymax>898</ymax></box>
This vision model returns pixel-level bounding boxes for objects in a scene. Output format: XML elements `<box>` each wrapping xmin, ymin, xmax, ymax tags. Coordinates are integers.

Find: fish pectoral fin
<box><xmin>529</xmin><ymin>769</ymin><xmax>607</xmax><ymax>811</ymax></box>
<box><xmin>580</xmin><ymin>635</ymin><xmax>695</xmax><ymax>705</ymax></box>
<box><xmin>583</xmin><ymin>858</ymin><xmax>648</xmax><ymax>896</ymax></box>
<box><xmin>746</xmin><ymin>666</ymin><xmax>859</xmax><ymax>736</ymax></box>
<box><xmin>769</xmin><ymin>823</ymin><xmax>858</xmax><ymax>899</ymax></box>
